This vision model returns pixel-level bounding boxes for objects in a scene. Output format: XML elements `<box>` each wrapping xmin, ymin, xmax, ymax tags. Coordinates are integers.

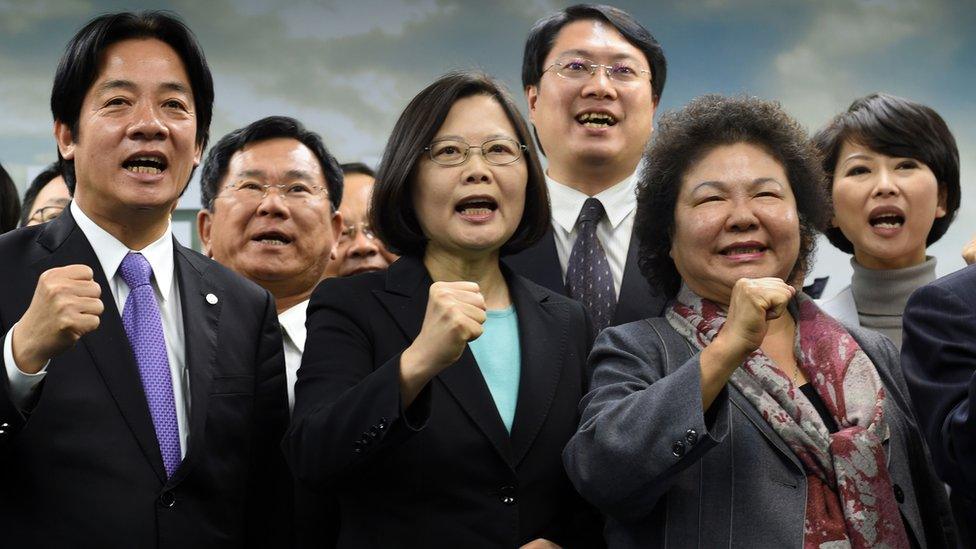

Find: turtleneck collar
<box><xmin>850</xmin><ymin>256</ymin><xmax>937</xmax><ymax>316</ymax></box>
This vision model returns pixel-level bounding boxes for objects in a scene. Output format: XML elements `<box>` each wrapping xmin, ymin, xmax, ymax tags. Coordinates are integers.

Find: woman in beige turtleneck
<box><xmin>815</xmin><ymin>93</ymin><xmax>961</xmax><ymax>347</ymax></box>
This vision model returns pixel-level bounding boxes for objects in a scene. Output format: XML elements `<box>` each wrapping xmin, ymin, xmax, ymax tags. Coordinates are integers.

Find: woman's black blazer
<box><xmin>285</xmin><ymin>255</ymin><xmax>601</xmax><ymax>548</ymax></box>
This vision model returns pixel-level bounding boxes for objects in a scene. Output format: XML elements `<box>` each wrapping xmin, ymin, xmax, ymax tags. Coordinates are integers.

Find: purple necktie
<box><xmin>119</xmin><ymin>252</ymin><xmax>181</xmax><ymax>478</ymax></box>
<box><xmin>566</xmin><ymin>198</ymin><xmax>617</xmax><ymax>337</ymax></box>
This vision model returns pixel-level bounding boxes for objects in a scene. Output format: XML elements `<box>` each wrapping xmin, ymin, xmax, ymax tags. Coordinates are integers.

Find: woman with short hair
<box><xmin>563</xmin><ymin>94</ymin><xmax>955</xmax><ymax>548</ymax></box>
<box><xmin>815</xmin><ymin>93</ymin><xmax>961</xmax><ymax>347</ymax></box>
<box><xmin>286</xmin><ymin>71</ymin><xmax>599</xmax><ymax>548</ymax></box>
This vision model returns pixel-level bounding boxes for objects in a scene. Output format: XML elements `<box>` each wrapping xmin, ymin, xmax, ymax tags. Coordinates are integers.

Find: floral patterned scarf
<box><xmin>666</xmin><ymin>285</ymin><xmax>909</xmax><ymax>549</ymax></box>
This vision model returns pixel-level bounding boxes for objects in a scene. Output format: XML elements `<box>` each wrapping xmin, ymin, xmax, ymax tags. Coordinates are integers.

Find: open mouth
<box><xmin>455</xmin><ymin>197</ymin><xmax>498</xmax><ymax>216</ymax></box>
<box><xmin>720</xmin><ymin>244</ymin><xmax>767</xmax><ymax>256</ymax></box>
<box><xmin>122</xmin><ymin>154</ymin><xmax>168</xmax><ymax>176</ymax></box>
<box><xmin>869</xmin><ymin>214</ymin><xmax>905</xmax><ymax>229</ymax></box>
<box><xmin>575</xmin><ymin>112</ymin><xmax>617</xmax><ymax>128</ymax></box>
<box><xmin>251</xmin><ymin>230</ymin><xmax>293</xmax><ymax>246</ymax></box>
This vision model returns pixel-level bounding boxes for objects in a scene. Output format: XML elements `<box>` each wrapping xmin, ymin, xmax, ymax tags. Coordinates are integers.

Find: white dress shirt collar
<box><xmin>70</xmin><ymin>201</ymin><xmax>175</xmax><ymax>299</ymax></box>
<box><xmin>278</xmin><ymin>298</ymin><xmax>309</xmax><ymax>352</ymax></box>
<box><xmin>546</xmin><ymin>172</ymin><xmax>638</xmax><ymax>233</ymax></box>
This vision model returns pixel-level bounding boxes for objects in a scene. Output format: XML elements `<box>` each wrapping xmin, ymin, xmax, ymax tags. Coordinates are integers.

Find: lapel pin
<box><xmin>206</xmin><ymin>293</ymin><xmax>218</xmax><ymax>305</ymax></box>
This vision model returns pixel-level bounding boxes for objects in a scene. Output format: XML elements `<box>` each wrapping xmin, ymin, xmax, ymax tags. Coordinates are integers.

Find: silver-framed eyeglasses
<box><xmin>27</xmin><ymin>205</ymin><xmax>66</xmax><ymax>225</ymax></box>
<box><xmin>424</xmin><ymin>138</ymin><xmax>526</xmax><ymax>166</ymax></box>
<box><xmin>545</xmin><ymin>56</ymin><xmax>651</xmax><ymax>84</ymax></box>
<box><xmin>219</xmin><ymin>181</ymin><xmax>329</xmax><ymax>204</ymax></box>
<box><xmin>338</xmin><ymin>221</ymin><xmax>376</xmax><ymax>244</ymax></box>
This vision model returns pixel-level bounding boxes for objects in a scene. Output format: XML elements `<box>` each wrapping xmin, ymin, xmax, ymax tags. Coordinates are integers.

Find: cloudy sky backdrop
<box><xmin>1</xmin><ymin>0</ymin><xmax>974</xmax><ymax>295</ymax></box>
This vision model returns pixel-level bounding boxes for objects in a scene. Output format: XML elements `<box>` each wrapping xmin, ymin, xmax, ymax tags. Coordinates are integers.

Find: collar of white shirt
<box><xmin>546</xmin><ymin>172</ymin><xmax>638</xmax><ymax>234</ymax></box>
<box><xmin>278</xmin><ymin>298</ymin><xmax>310</xmax><ymax>352</ymax></box>
<box><xmin>70</xmin><ymin>200</ymin><xmax>175</xmax><ymax>300</ymax></box>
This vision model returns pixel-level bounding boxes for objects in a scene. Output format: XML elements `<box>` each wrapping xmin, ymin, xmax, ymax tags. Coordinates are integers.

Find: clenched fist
<box><xmin>11</xmin><ymin>265</ymin><xmax>104</xmax><ymax>374</ymax></box>
<box><xmin>399</xmin><ymin>281</ymin><xmax>486</xmax><ymax>405</ymax></box>
<box><xmin>717</xmin><ymin>277</ymin><xmax>795</xmax><ymax>358</ymax></box>
<box><xmin>963</xmin><ymin>234</ymin><xmax>976</xmax><ymax>265</ymax></box>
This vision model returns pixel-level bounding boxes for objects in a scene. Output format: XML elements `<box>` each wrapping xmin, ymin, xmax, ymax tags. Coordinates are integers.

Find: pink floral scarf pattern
<box><xmin>666</xmin><ymin>285</ymin><xmax>909</xmax><ymax>548</ymax></box>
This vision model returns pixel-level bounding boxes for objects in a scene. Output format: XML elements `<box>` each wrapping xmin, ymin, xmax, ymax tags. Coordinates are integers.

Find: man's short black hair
<box><xmin>635</xmin><ymin>95</ymin><xmax>830</xmax><ymax>299</ymax></box>
<box><xmin>200</xmin><ymin>116</ymin><xmax>343</xmax><ymax>212</ymax></box>
<box><xmin>340</xmin><ymin>162</ymin><xmax>375</xmax><ymax>178</ymax></box>
<box><xmin>19</xmin><ymin>162</ymin><xmax>64</xmax><ymax>227</ymax></box>
<box><xmin>0</xmin><ymin>162</ymin><xmax>21</xmax><ymax>234</ymax></box>
<box><xmin>51</xmin><ymin>11</ymin><xmax>214</xmax><ymax>193</ymax></box>
<box><xmin>813</xmin><ymin>93</ymin><xmax>960</xmax><ymax>254</ymax></box>
<box><xmin>522</xmin><ymin>4</ymin><xmax>667</xmax><ymax>101</ymax></box>
<box><xmin>370</xmin><ymin>70</ymin><xmax>550</xmax><ymax>257</ymax></box>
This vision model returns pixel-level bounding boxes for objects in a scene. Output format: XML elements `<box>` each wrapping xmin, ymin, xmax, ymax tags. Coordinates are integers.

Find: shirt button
<box><xmin>893</xmin><ymin>484</ymin><xmax>905</xmax><ymax>504</ymax></box>
<box><xmin>671</xmin><ymin>440</ymin><xmax>686</xmax><ymax>457</ymax></box>
<box><xmin>685</xmin><ymin>429</ymin><xmax>698</xmax><ymax>445</ymax></box>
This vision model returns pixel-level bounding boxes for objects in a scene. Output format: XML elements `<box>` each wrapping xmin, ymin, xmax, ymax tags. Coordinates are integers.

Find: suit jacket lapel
<box><xmin>35</xmin><ymin>210</ymin><xmax>167</xmax><ymax>482</ymax></box>
<box><xmin>373</xmin><ymin>257</ymin><xmax>514</xmax><ymax>467</ymax></box>
<box><xmin>613</xmin><ymin>228</ymin><xmax>665</xmax><ymax>324</ymax></box>
<box><xmin>507</xmin><ymin>272</ymin><xmax>565</xmax><ymax>467</ymax></box>
<box><xmin>503</xmin><ymin>228</ymin><xmax>565</xmax><ymax>296</ymax></box>
<box><xmin>166</xmin><ymin>245</ymin><xmax>221</xmax><ymax>486</ymax></box>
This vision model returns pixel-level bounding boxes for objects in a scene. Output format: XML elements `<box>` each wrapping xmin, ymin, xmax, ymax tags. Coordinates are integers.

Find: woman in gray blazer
<box><xmin>563</xmin><ymin>95</ymin><xmax>955</xmax><ymax>548</ymax></box>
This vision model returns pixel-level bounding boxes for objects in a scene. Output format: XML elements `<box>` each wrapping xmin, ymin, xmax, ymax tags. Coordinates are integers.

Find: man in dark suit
<box><xmin>902</xmin><ymin>264</ymin><xmax>976</xmax><ymax>546</ymax></box>
<box><xmin>506</xmin><ymin>5</ymin><xmax>669</xmax><ymax>331</ymax></box>
<box><xmin>0</xmin><ymin>12</ymin><xmax>290</xmax><ymax>548</ymax></box>
<box><xmin>197</xmin><ymin>116</ymin><xmax>345</xmax><ymax>548</ymax></box>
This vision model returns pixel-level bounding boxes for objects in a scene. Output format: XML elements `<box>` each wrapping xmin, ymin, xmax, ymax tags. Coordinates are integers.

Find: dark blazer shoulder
<box><xmin>175</xmin><ymin>244</ymin><xmax>268</xmax><ymax>301</ymax></box>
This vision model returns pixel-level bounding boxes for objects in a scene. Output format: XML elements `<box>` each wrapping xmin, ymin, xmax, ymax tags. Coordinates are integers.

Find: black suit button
<box><xmin>379</xmin><ymin>417</ymin><xmax>389</xmax><ymax>427</ymax></box>
<box><xmin>671</xmin><ymin>440</ymin><xmax>686</xmax><ymax>457</ymax></box>
<box><xmin>159</xmin><ymin>491</ymin><xmax>176</xmax><ymax>508</ymax></box>
<box><xmin>499</xmin><ymin>485</ymin><xmax>517</xmax><ymax>505</ymax></box>
<box><xmin>368</xmin><ymin>427</ymin><xmax>379</xmax><ymax>437</ymax></box>
<box><xmin>893</xmin><ymin>484</ymin><xmax>905</xmax><ymax>504</ymax></box>
<box><xmin>685</xmin><ymin>429</ymin><xmax>698</xmax><ymax>445</ymax></box>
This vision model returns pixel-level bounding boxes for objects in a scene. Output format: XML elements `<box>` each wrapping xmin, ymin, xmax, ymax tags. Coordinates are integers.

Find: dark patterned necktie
<box><xmin>119</xmin><ymin>252</ymin><xmax>181</xmax><ymax>478</ymax></box>
<box><xmin>566</xmin><ymin>198</ymin><xmax>617</xmax><ymax>336</ymax></box>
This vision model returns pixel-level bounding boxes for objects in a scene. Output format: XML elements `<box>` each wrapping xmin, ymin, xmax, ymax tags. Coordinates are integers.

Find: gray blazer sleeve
<box><xmin>563</xmin><ymin>319</ymin><xmax>731</xmax><ymax>521</ymax></box>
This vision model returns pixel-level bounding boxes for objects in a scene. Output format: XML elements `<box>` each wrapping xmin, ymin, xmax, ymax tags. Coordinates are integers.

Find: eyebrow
<box><xmin>95</xmin><ymin>79</ymin><xmax>191</xmax><ymax>95</ymax></box>
<box><xmin>432</xmin><ymin>134</ymin><xmax>514</xmax><ymax>142</ymax></box>
<box><xmin>691</xmin><ymin>177</ymin><xmax>784</xmax><ymax>193</ymax></box>
<box><xmin>237</xmin><ymin>169</ymin><xmax>316</xmax><ymax>180</ymax></box>
<box><xmin>841</xmin><ymin>153</ymin><xmax>873</xmax><ymax>165</ymax></box>
<box><xmin>554</xmin><ymin>48</ymin><xmax>641</xmax><ymax>62</ymax></box>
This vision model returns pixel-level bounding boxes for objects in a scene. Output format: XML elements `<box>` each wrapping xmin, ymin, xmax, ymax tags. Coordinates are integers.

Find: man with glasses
<box><xmin>507</xmin><ymin>4</ymin><xmax>668</xmax><ymax>334</ymax></box>
<box><xmin>198</xmin><ymin>116</ymin><xmax>343</xmax><ymax>548</ymax></box>
<box><xmin>19</xmin><ymin>162</ymin><xmax>71</xmax><ymax>227</ymax></box>
<box><xmin>198</xmin><ymin>115</ymin><xmax>343</xmax><ymax>413</ymax></box>
<box><xmin>324</xmin><ymin>162</ymin><xmax>397</xmax><ymax>278</ymax></box>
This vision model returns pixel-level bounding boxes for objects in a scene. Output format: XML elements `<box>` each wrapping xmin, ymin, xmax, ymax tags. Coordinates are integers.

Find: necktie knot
<box><xmin>120</xmin><ymin>252</ymin><xmax>153</xmax><ymax>289</ymax></box>
<box><xmin>576</xmin><ymin>197</ymin><xmax>606</xmax><ymax>226</ymax></box>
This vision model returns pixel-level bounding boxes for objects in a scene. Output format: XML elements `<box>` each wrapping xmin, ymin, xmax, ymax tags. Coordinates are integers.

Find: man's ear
<box><xmin>197</xmin><ymin>208</ymin><xmax>213</xmax><ymax>257</ymax></box>
<box><xmin>330</xmin><ymin>209</ymin><xmax>344</xmax><ymax>253</ymax></box>
<box><xmin>54</xmin><ymin>120</ymin><xmax>76</xmax><ymax>160</ymax></box>
<box><xmin>525</xmin><ymin>85</ymin><xmax>538</xmax><ymax>123</ymax></box>
<box><xmin>193</xmin><ymin>140</ymin><xmax>203</xmax><ymax>167</ymax></box>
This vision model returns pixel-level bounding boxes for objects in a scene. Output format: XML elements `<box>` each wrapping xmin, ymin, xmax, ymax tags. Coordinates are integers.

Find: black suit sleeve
<box><xmin>244</xmin><ymin>290</ymin><xmax>293</xmax><ymax>549</ymax></box>
<box><xmin>285</xmin><ymin>279</ymin><xmax>430</xmax><ymax>490</ymax></box>
<box><xmin>902</xmin><ymin>282</ymin><xmax>976</xmax><ymax>497</ymax></box>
